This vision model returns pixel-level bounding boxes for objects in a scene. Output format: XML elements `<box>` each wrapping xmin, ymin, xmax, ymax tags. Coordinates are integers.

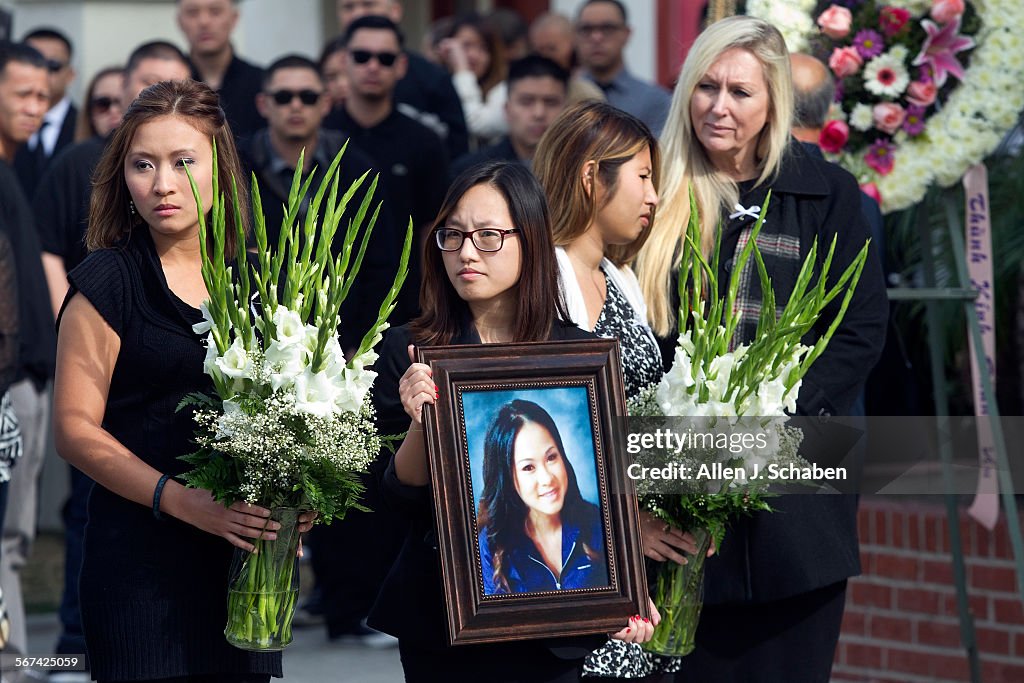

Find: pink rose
<box><xmin>818</xmin><ymin>120</ymin><xmax>850</xmax><ymax>154</ymax></box>
<box><xmin>873</xmin><ymin>103</ymin><xmax>907</xmax><ymax>134</ymax></box>
<box><xmin>829</xmin><ymin>47</ymin><xmax>864</xmax><ymax>78</ymax></box>
<box><xmin>817</xmin><ymin>5</ymin><xmax>853</xmax><ymax>39</ymax></box>
<box><xmin>906</xmin><ymin>80</ymin><xmax>937</xmax><ymax>106</ymax></box>
<box><xmin>931</xmin><ymin>0</ymin><xmax>965</xmax><ymax>24</ymax></box>
<box><xmin>860</xmin><ymin>182</ymin><xmax>882</xmax><ymax>205</ymax></box>
<box><xmin>879</xmin><ymin>7</ymin><xmax>911</xmax><ymax>37</ymax></box>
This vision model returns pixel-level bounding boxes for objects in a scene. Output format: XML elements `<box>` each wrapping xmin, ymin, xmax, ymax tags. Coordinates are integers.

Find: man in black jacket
<box><xmin>0</xmin><ymin>40</ymin><xmax>55</xmax><ymax>661</ymax></box>
<box><xmin>178</xmin><ymin>0</ymin><xmax>264</xmax><ymax>140</ymax></box>
<box><xmin>240</xmin><ymin>54</ymin><xmax>397</xmax><ymax>353</ymax></box>
<box><xmin>13</xmin><ymin>28</ymin><xmax>77</xmax><ymax>198</ymax></box>
<box><xmin>335</xmin><ymin>0</ymin><xmax>468</xmax><ymax>159</ymax></box>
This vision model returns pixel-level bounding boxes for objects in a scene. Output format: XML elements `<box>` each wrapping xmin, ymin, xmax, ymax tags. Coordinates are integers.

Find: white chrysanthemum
<box><xmin>863</xmin><ymin>53</ymin><xmax>910</xmax><ymax>97</ymax></box>
<box><xmin>850</xmin><ymin>104</ymin><xmax>875</xmax><ymax>132</ymax></box>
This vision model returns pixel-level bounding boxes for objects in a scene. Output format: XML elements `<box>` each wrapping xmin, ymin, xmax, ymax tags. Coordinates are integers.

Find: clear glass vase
<box><xmin>224</xmin><ymin>507</ymin><xmax>302</xmax><ymax>651</ymax></box>
<box><xmin>643</xmin><ymin>527</ymin><xmax>712</xmax><ymax>657</ymax></box>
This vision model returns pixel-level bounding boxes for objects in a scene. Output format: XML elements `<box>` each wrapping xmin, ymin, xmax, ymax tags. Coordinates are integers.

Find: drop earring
<box><xmin>129</xmin><ymin>200</ymin><xmax>136</xmax><ymax>217</ymax></box>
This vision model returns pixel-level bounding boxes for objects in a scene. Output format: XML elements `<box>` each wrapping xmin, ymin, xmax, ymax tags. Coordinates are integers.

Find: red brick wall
<box><xmin>832</xmin><ymin>500</ymin><xmax>1024</xmax><ymax>682</ymax></box>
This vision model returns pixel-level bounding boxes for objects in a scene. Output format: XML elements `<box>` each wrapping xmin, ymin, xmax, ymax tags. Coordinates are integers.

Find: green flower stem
<box><xmin>225</xmin><ymin>509</ymin><xmax>301</xmax><ymax>650</ymax></box>
<box><xmin>644</xmin><ymin>527</ymin><xmax>712</xmax><ymax>657</ymax></box>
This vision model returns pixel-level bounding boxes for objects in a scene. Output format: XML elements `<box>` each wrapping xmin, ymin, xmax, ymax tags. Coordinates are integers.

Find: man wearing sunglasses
<box><xmin>12</xmin><ymin>28</ymin><xmax>76</xmax><ymax>198</ymax></box>
<box><xmin>242</xmin><ymin>55</ymin><xmax>399</xmax><ymax>349</ymax></box>
<box><xmin>334</xmin><ymin>15</ymin><xmax>448</xmax><ymax>317</ymax></box>
<box><xmin>335</xmin><ymin>0</ymin><xmax>468</xmax><ymax>160</ymax></box>
<box><xmin>308</xmin><ymin>13</ymin><xmax>448</xmax><ymax>651</ymax></box>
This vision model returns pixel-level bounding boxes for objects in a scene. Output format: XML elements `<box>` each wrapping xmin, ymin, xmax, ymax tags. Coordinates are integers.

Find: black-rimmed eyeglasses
<box><xmin>434</xmin><ymin>227</ymin><xmax>521</xmax><ymax>252</ymax></box>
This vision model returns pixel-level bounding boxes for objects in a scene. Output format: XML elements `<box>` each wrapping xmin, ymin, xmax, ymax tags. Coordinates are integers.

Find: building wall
<box><xmin>836</xmin><ymin>500</ymin><xmax>1024</xmax><ymax>683</ymax></box>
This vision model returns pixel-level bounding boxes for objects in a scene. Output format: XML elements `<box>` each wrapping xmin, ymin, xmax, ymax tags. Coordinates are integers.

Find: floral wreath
<box><xmin>746</xmin><ymin>0</ymin><xmax>1024</xmax><ymax>213</ymax></box>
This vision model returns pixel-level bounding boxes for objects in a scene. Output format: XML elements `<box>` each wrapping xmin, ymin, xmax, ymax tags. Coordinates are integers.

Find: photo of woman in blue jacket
<box><xmin>477</xmin><ymin>398</ymin><xmax>608</xmax><ymax>595</ymax></box>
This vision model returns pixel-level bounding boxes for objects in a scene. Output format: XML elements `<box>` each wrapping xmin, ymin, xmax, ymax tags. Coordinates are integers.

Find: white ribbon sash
<box><xmin>963</xmin><ymin>163</ymin><xmax>999</xmax><ymax>530</ymax></box>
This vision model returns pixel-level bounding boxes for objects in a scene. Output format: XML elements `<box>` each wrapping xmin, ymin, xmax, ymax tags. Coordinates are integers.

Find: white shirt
<box><xmin>28</xmin><ymin>97</ymin><xmax>72</xmax><ymax>157</ymax></box>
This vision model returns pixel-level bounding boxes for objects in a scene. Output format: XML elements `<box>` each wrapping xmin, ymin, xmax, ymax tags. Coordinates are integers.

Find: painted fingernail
<box><xmin>643</xmin><ymin>617</ymin><xmax>650</xmax><ymax>623</ymax></box>
<box><xmin>625</xmin><ymin>628</ymin><xmax>631</xmax><ymax>633</ymax></box>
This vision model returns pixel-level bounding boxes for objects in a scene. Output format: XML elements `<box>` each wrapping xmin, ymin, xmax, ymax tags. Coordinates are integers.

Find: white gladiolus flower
<box><xmin>335</xmin><ymin>367</ymin><xmax>378</xmax><ymax>413</ymax></box>
<box><xmin>294</xmin><ymin>368</ymin><xmax>342</xmax><ymax>417</ymax></box>
<box><xmin>203</xmin><ymin>332</ymin><xmax>219</xmax><ymax>376</ymax></box>
<box><xmin>265</xmin><ymin>340</ymin><xmax>307</xmax><ymax>390</ymax></box>
<box><xmin>215</xmin><ymin>336</ymin><xmax>254</xmax><ymax>380</ymax></box>
<box><xmin>192</xmin><ymin>301</ymin><xmax>215</xmax><ymax>335</ymax></box>
<box><xmin>273</xmin><ymin>306</ymin><xmax>306</xmax><ymax>347</ymax></box>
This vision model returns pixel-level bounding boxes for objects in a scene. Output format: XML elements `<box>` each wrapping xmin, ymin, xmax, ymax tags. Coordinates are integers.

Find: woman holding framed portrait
<box><xmin>367</xmin><ymin>161</ymin><xmax>656</xmax><ymax>681</ymax></box>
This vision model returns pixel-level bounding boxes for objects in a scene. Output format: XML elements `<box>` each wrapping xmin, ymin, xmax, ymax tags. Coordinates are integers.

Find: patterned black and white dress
<box><xmin>592</xmin><ymin>271</ymin><xmax>662</xmax><ymax>399</ymax></box>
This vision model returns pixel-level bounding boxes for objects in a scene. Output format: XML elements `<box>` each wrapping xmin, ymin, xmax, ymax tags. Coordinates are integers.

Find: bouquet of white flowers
<box><xmin>633</xmin><ymin>189</ymin><xmax>869</xmax><ymax>656</ymax></box>
<box><xmin>180</xmin><ymin>143</ymin><xmax>411</xmax><ymax>651</ymax></box>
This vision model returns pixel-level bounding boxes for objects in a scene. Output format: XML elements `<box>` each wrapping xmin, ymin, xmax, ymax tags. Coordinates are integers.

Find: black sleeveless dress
<box><xmin>62</xmin><ymin>228</ymin><xmax>281</xmax><ymax>680</ymax></box>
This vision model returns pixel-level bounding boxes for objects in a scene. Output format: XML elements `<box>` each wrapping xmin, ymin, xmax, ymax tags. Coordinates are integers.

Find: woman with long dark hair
<box><xmin>367</xmin><ymin>160</ymin><xmax>656</xmax><ymax>681</ymax></box>
<box><xmin>53</xmin><ymin>79</ymin><xmax>314</xmax><ymax>682</ymax></box>
<box><xmin>477</xmin><ymin>399</ymin><xmax>606</xmax><ymax>594</ymax></box>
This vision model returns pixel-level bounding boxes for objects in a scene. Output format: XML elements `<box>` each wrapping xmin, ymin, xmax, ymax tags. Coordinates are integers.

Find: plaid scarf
<box><xmin>726</xmin><ymin>183</ymin><xmax>804</xmax><ymax>348</ymax></box>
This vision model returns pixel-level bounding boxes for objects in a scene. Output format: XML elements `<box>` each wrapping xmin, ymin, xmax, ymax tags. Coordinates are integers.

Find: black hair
<box><xmin>318</xmin><ymin>35</ymin><xmax>347</xmax><ymax>72</ymax></box>
<box><xmin>578</xmin><ymin>0</ymin><xmax>628</xmax><ymax>24</ymax></box>
<box><xmin>124</xmin><ymin>41</ymin><xmax>189</xmax><ymax>78</ymax></box>
<box><xmin>0</xmin><ymin>41</ymin><xmax>47</xmax><ymax>75</ymax></box>
<box><xmin>409</xmin><ymin>160</ymin><xmax>569</xmax><ymax>347</ymax></box>
<box><xmin>22</xmin><ymin>27</ymin><xmax>73</xmax><ymax>58</ymax></box>
<box><xmin>343</xmin><ymin>15</ymin><xmax>405</xmax><ymax>49</ymax></box>
<box><xmin>262</xmin><ymin>53</ymin><xmax>322</xmax><ymax>89</ymax></box>
<box><xmin>507</xmin><ymin>54</ymin><xmax>569</xmax><ymax>90</ymax></box>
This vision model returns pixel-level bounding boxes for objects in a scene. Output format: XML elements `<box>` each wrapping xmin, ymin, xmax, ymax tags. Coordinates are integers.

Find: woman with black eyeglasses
<box><xmin>366</xmin><ymin>161</ymin><xmax>657</xmax><ymax>681</ymax></box>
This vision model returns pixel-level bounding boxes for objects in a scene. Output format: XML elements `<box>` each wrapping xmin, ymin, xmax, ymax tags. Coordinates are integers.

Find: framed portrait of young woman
<box><xmin>418</xmin><ymin>338</ymin><xmax>649</xmax><ymax>645</ymax></box>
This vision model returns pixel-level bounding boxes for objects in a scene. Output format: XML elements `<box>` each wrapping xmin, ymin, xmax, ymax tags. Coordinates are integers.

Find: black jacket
<box><xmin>239</xmin><ymin>128</ymin><xmax>401</xmax><ymax>351</ymax></box>
<box><xmin>13</xmin><ymin>102</ymin><xmax>77</xmax><ymax>198</ymax></box>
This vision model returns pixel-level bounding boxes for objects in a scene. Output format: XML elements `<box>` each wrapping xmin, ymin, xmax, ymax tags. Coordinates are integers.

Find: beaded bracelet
<box><xmin>152</xmin><ymin>473</ymin><xmax>171</xmax><ymax>520</ymax></box>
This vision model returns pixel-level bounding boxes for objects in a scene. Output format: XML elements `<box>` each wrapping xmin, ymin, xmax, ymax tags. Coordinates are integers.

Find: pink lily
<box><xmin>912</xmin><ymin>16</ymin><xmax>975</xmax><ymax>87</ymax></box>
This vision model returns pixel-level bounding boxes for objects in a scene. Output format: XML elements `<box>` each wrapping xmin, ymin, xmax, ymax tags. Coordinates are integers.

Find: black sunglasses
<box><xmin>45</xmin><ymin>59</ymin><xmax>67</xmax><ymax>73</ymax></box>
<box><xmin>350</xmin><ymin>50</ymin><xmax>399</xmax><ymax>67</ymax></box>
<box><xmin>90</xmin><ymin>96</ymin><xmax>121</xmax><ymax>113</ymax></box>
<box><xmin>267</xmin><ymin>89</ymin><xmax>322</xmax><ymax>106</ymax></box>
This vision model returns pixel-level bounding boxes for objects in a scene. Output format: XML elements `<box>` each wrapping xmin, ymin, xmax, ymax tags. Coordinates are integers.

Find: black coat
<box><xmin>699</xmin><ymin>142</ymin><xmax>889</xmax><ymax>604</ymax></box>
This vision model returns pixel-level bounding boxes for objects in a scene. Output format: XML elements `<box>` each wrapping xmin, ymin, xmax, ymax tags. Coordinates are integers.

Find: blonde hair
<box><xmin>635</xmin><ymin>16</ymin><xmax>794</xmax><ymax>336</ymax></box>
<box><xmin>534</xmin><ymin>101</ymin><xmax>659</xmax><ymax>266</ymax></box>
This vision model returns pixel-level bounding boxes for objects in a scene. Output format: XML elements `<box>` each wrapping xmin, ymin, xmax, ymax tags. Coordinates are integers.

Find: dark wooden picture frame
<box><xmin>418</xmin><ymin>339</ymin><xmax>649</xmax><ymax>645</ymax></box>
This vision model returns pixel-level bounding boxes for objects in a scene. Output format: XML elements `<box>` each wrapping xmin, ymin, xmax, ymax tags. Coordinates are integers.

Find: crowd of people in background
<box><xmin>0</xmin><ymin>1</ymin><xmax>894</xmax><ymax>682</ymax></box>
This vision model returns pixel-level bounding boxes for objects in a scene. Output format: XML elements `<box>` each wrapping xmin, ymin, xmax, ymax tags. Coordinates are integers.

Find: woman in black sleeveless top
<box><xmin>53</xmin><ymin>80</ymin><xmax>312</xmax><ymax>682</ymax></box>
